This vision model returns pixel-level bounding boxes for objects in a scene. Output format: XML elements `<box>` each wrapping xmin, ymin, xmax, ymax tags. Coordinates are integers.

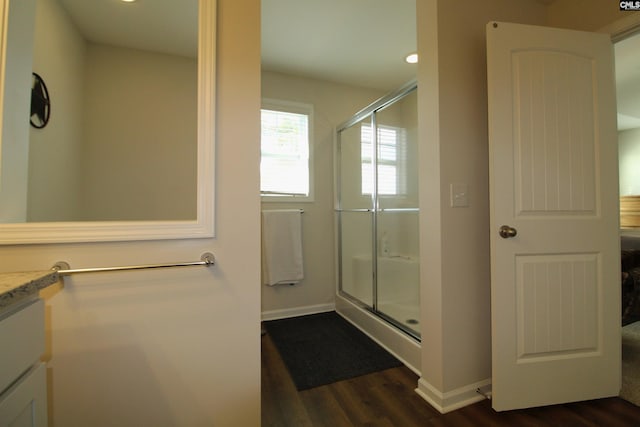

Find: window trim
<box><xmin>260</xmin><ymin>98</ymin><xmax>314</xmax><ymax>202</ymax></box>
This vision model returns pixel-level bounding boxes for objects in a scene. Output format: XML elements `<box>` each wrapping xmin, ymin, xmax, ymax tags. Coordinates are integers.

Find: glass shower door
<box><xmin>375</xmin><ymin>88</ymin><xmax>420</xmax><ymax>337</ymax></box>
<box><xmin>336</xmin><ymin>82</ymin><xmax>420</xmax><ymax>340</ymax></box>
<box><xmin>337</xmin><ymin>117</ymin><xmax>374</xmax><ymax>307</ymax></box>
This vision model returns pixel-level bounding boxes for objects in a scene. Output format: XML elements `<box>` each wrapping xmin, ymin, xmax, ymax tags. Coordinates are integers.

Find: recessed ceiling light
<box><xmin>405</xmin><ymin>53</ymin><xmax>418</xmax><ymax>64</ymax></box>
<box><xmin>121</xmin><ymin>0</ymin><xmax>136</xmax><ymax>3</ymax></box>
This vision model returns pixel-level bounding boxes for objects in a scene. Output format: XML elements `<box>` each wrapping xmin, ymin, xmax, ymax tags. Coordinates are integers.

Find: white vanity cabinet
<box><xmin>0</xmin><ymin>286</ymin><xmax>51</xmax><ymax>427</ymax></box>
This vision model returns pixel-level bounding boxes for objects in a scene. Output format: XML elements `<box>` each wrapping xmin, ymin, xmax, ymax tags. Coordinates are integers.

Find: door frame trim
<box><xmin>599</xmin><ymin>13</ymin><xmax>640</xmax><ymax>41</ymax></box>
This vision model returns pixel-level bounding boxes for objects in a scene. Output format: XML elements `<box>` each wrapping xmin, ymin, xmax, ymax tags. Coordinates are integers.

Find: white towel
<box><xmin>261</xmin><ymin>210</ymin><xmax>304</xmax><ymax>286</ymax></box>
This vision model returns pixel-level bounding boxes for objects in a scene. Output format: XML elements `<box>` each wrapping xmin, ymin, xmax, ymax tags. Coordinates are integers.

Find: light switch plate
<box><xmin>450</xmin><ymin>183</ymin><xmax>469</xmax><ymax>207</ymax></box>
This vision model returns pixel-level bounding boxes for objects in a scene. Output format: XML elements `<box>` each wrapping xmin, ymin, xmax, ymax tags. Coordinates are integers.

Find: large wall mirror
<box><xmin>0</xmin><ymin>0</ymin><xmax>215</xmax><ymax>243</ymax></box>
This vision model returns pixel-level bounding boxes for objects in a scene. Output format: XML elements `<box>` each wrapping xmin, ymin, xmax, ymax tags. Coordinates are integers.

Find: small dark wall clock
<box><xmin>30</xmin><ymin>72</ymin><xmax>50</xmax><ymax>129</ymax></box>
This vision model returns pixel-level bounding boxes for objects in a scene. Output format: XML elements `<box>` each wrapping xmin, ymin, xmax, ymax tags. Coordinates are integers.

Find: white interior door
<box><xmin>487</xmin><ymin>22</ymin><xmax>620</xmax><ymax>411</ymax></box>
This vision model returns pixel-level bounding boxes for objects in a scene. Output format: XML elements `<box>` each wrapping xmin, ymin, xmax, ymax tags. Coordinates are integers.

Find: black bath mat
<box><xmin>264</xmin><ymin>311</ymin><xmax>403</xmax><ymax>390</ymax></box>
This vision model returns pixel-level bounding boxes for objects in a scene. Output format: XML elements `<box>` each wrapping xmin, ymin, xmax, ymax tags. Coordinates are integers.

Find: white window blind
<box><xmin>361</xmin><ymin>124</ymin><xmax>407</xmax><ymax>195</ymax></box>
<box><xmin>260</xmin><ymin>104</ymin><xmax>311</xmax><ymax>199</ymax></box>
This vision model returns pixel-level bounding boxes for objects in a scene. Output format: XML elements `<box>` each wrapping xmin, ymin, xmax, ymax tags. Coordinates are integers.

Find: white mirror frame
<box><xmin>0</xmin><ymin>0</ymin><xmax>215</xmax><ymax>244</ymax></box>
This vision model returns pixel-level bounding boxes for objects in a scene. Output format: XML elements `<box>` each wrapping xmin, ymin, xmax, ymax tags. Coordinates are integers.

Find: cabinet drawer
<box><xmin>0</xmin><ymin>299</ymin><xmax>45</xmax><ymax>395</ymax></box>
<box><xmin>0</xmin><ymin>362</ymin><xmax>47</xmax><ymax>427</ymax></box>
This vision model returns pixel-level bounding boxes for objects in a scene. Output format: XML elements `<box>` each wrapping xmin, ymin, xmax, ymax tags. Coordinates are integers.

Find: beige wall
<box><xmin>80</xmin><ymin>44</ymin><xmax>197</xmax><ymax>221</ymax></box>
<box><xmin>260</xmin><ymin>70</ymin><xmax>383</xmax><ymax>318</ymax></box>
<box><xmin>29</xmin><ymin>0</ymin><xmax>197</xmax><ymax>222</ymax></box>
<box><xmin>29</xmin><ymin>0</ymin><xmax>85</xmax><ymax>221</ymax></box>
<box><xmin>619</xmin><ymin>128</ymin><xmax>640</xmax><ymax>196</ymax></box>
<box><xmin>1</xmin><ymin>0</ymin><xmax>631</xmax><ymax>422</ymax></box>
<box><xmin>417</xmin><ymin>0</ymin><xmax>631</xmax><ymax>412</ymax></box>
<box><xmin>0</xmin><ymin>0</ymin><xmax>36</xmax><ymax>222</ymax></box>
<box><xmin>0</xmin><ymin>0</ymin><xmax>262</xmax><ymax>425</ymax></box>
<box><xmin>262</xmin><ymin>0</ymin><xmax>634</xmax><ymax>416</ymax></box>
<box><xmin>417</xmin><ymin>0</ymin><xmax>547</xmax><ymax>410</ymax></box>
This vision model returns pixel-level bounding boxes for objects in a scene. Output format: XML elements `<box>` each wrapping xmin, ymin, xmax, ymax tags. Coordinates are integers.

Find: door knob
<box><xmin>499</xmin><ymin>225</ymin><xmax>517</xmax><ymax>238</ymax></box>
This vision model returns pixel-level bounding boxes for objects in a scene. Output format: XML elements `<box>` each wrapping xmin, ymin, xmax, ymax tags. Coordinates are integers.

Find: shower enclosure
<box><xmin>336</xmin><ymin>81</ymin><xmax>420</xmax><ymax>340</ymax></box>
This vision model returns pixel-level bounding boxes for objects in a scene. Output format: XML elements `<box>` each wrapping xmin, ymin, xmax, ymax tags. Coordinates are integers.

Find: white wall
<box><xmin>619</xmin><ymin>129</ymin><xmax>640</xmax><ymax>196</ymax></box>
<box><xmin>260</xmin><ymin>70</ymin><xmax>383</xmax><ymax>318</ymax></box>
<box><xmin>0</xmin><ymin>0</ymin><xmax>262</xmax><ymax>425</ymax></box>
<box><xmin>29</xmin><ymin>0</ymin><xmax>85</xmax><ymax>222</ymax></box>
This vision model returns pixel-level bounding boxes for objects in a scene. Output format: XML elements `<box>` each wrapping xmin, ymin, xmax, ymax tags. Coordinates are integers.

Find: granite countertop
<box><xmin>0</xmin><ymin>270</ymin><xmax>59</xmax><ymax>310</ymax></box>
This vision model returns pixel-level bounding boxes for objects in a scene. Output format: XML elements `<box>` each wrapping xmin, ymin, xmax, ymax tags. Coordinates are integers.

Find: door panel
<box><xmin>517</xmin><ymin>254</ymin><xmax>599</xmax><ymax>359</ymax></box>
<box><xmin>487</xmin><ymin>22</ymin><xmax>620</xmax><ymax>411</ymax></box>
<box><xmin>513</xmin><ymin>50</ymin><xmax>597</xmax><ymax>214</ymax></box>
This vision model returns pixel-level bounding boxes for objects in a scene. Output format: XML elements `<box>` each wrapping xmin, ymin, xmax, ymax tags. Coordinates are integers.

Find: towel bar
<box><xmin>261</xmin><ymin>209</ymin><xmax>304</xmax><ymax>213</ymax></box>
<box><xmin>52</xmin><ymin>252</ymin><xmax>215</xmax><ymax>276</ymax></box>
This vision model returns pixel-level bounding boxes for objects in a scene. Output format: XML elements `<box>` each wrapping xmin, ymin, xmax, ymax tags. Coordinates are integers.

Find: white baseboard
<box><xmin>261</xmin><ymin>303</ymin><xmax>335</xmax><ymax>321</ymax></box>
<box><xmin>415</xmin><ymin>377</ymin><xmax>491</xmax><ymax>414</ymax></box>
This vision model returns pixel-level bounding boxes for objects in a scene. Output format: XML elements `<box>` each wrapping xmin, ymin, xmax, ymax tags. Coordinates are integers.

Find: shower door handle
<box><xmin>498</xmin><ymin>225</ymin><xmax>517</xmax><ymax>239</ymax></box>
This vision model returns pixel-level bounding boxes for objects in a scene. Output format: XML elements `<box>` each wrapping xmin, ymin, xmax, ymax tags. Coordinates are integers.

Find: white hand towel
<box><xmin>261</xmin><ymin>210</ymin><xmax>304</xmax><ymax>286</ymax></box>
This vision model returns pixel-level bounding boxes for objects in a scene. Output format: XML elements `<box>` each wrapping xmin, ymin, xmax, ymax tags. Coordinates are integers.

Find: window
<box><xmin>361</xmin><ymin>123</ymin><xmax>407</xmax><ymax>196</ymax></box>
<box><xmin>260</xmin><ymin>100</ymin><xmax>313</xmax><ymax>201</ymax></box>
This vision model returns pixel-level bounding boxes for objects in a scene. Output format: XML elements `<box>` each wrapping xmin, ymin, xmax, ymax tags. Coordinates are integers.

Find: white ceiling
<box><xmin>261</xmin><ymin>0</ymin><xmax>417</xmax><ymax>92</ymax></box>
<box><xmin>58</xmin><ymin>0</ymin><xmax>198</xmax><ymax>58</ymax></box>
<box><xmin>58</xmin><ymin>0</ymin><xmax>638</xmax><ymax>128</ymax></box>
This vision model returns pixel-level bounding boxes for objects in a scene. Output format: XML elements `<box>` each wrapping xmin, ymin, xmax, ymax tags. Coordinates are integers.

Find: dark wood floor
<box><xmin>262</xmin><ymin>332</ymin><xmax>640</xmax><ymax>427</ymax></box>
